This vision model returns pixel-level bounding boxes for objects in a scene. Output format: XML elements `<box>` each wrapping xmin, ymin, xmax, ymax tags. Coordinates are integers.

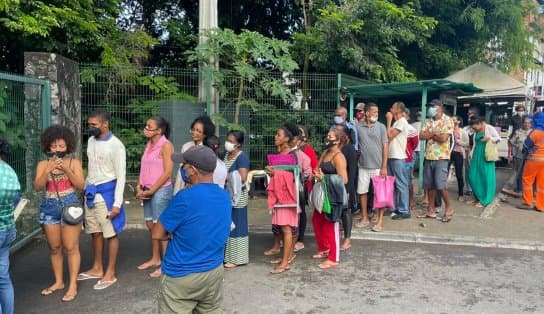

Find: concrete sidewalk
<box><xmin>123</xmin><ymin>168</ymin><xmax>544</xmax><ymax>251</ymax></box>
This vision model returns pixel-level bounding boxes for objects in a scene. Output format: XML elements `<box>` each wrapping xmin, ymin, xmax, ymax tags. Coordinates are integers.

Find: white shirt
<box><xmin>86</xmin><ymin>133</ymin><xmax>126</xmax><ymax>208</ymax></box>
<box><xmin>411</xmin><ymin>121</ymin><xmax>422</xmax><ymax>152</ymax></box>
<box><xmin>213</xmin><ymin>159</ymin><xmax>228</xmax><ymax>188</ymax></box>
<box><xmin>389</xmin><ymin>117</ymin><xmax>409</xmax><ymax>159</ymax></box>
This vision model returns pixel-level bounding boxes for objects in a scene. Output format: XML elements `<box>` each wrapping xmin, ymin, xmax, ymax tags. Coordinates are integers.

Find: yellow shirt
<box><xmin>423</xmin><ymin>114</ymin><xmax>453</xmax><ymax>160</ymax></box>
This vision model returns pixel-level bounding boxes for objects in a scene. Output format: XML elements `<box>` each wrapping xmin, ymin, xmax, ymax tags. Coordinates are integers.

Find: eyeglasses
<box><xmin>190</xmin><ymin>128</ymin><xmax>204</xmax><ymax>134</ymax></box>
<box><xmin>144</xmin><ymin>126</ymin><xmax>159</xmax><ymax>131</ymax></box>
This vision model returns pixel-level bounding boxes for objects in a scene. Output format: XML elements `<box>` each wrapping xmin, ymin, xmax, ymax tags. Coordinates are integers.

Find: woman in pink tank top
<box><xmin>136</xmin><ymin>116</ymin><xmax>174</xmax><ymax>277</ymax></box>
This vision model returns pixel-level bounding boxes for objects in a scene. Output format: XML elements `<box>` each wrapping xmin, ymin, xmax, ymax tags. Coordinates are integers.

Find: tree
<box><xmin>397</xmin><ymin>0</ymin><xmax>542</xmax><ymax>78</ymax></box>
<box><xmin>292</xmin><ymin>0</ymin><xmax>436</xmax><ymax>82</ymax></box>
<box><xmin>188</xmin><ymin>28</ymin><xmax>298</xmax><ymax>128</ymax></box>
<box><xmin>0</xmin><ymin>0</ymin><xmax>157</xmax><ymax>71</ymax></box>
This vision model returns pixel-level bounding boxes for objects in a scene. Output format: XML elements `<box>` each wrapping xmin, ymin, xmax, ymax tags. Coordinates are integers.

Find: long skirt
<box><xmin>468</xmin><ymin>138</ymin><xmax>496</xmax><ymax>206</ymax></box>
<box><xmin>224</xmin><ymin>206</ymin><xmax>249</xmax><ymax>265</ymax></box>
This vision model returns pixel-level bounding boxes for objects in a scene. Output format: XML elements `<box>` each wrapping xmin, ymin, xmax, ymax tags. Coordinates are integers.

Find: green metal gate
<box><xmin>0</xmin><ymin>71</ymin><xmax>51</xmax><ymax>251</ymax></box>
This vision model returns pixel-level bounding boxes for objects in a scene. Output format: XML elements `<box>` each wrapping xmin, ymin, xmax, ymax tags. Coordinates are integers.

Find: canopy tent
<box><xmin>341</xmin><ymin>78</ymin><xmax>483</xmax><ymax>189</ymax></box>
<box><xmin>344</xmin><ymin>79</ymin><xmax>482</xmax><ymax>99</ymax></box>
<box><xmin>446</xmin><ymin>62</ymin><xmax>529</xmax><ymax>102</ymax></box>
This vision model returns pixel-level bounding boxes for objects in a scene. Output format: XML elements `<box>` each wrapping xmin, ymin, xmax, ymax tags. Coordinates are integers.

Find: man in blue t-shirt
<box><xmin>152</xmin><ymin>145</ymin><xmax>231</xmax><ymax>314</ymax></box>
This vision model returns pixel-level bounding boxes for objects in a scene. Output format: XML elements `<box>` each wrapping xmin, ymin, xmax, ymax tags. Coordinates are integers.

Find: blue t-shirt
<box><xmin>160</xmin><ymin>183</ymin><xmax>231</xmax><ymax>277</ymax></box>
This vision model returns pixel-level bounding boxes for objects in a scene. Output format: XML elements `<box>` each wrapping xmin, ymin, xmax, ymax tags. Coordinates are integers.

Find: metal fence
<box><xmin>0</xmin><ymin>71</ymin><xmax>51</xmax><ymax>249</ymax></box>
<box><xmin>80</xmin><ymin>64</ymin><xmax>344</xmax><ymax>177</ymax></box>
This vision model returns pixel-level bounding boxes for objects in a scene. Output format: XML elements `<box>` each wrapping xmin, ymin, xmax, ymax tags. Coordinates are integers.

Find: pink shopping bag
<box><xmin>371</xmin><ymin>175</ymin><xmax>395</xmax><ymax>209</ymax></box>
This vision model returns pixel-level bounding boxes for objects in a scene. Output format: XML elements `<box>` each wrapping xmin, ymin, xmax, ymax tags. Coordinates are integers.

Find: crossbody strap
<box><xmin>50</xmin><ymin>173</ymin><xmax>65</xmax><ymax>207</ymax></box>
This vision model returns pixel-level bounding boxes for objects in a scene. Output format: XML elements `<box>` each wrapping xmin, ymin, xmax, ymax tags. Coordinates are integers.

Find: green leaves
<box><xmin>188</xmin><ymin>28</ymin><xmax>298</xmax><ymax>128</ymax></box>
<box><xmin>293</xmin><ymin>0</ymin><xmax>436</xmax><ymax>82</ymax></box>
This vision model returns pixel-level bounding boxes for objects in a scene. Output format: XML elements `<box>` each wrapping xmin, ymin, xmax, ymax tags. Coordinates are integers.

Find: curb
<box><xmin>124</xmin><ymin>223</ymin><xmax>543</xmax><ymax>252</ymax></box>
<box><xmin>247</xmin><ymin>225</ymin><xmax>544</xmax><ymax>252</ymax></box>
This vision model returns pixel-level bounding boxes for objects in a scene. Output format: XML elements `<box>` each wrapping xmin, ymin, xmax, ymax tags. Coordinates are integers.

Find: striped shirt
<box><xmin>0</xmin><ymin>162</ymin><xmax>20</xmax><ymax>231</ymax></box>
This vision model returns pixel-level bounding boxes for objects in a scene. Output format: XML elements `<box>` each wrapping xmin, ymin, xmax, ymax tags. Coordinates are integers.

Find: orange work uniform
<box><xmin>522</xmin><ymin>129</ymin><xmax>544</xmax><ymax>211</ymax></box>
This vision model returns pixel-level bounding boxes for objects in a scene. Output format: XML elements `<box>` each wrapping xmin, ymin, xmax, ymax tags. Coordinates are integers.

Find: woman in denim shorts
<box><xmin>34</xmin><ymin>125</ymin><xmax>85</xmax><ymax>302</ymax></box>
<box><xmin>136</xmin><ymin>116</ymin><xmax>174</xmax><ymax>277</ymax></box>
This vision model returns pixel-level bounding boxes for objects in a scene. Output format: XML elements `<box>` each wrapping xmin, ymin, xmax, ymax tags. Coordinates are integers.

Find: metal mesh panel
<box><xmin>217</xmin><ymin>72</ymin><xmax>339</xmax><ymax>169</ymax></box>
<box><xmin>80</xmin><ymin>65</ymin><xmax>340</xmax><ymax>176</ymax></box>
<box><xmin>80</xmin><ymin>64</ymin><xmax>200</xmax><ymax>180</ymax></box>
<box><xmin>0</xmin><ymin>72</ymin><xmax>50</xmax><ymax>245</ymax></box>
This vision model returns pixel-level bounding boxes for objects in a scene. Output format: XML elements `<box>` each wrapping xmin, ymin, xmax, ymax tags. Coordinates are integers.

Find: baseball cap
<box><xmin>171</xmin><ymin>145</ymin><xmax>217</xmax><ymax>172</ymax></box>
<box><xmin>355</xmin><ymin>102</ymin><xmax>366</xmax><ymax>111</ymax></box>
<box><xmin>429</xmin><ymin>99</ymin><xmax>442</xmax><ymax>106</ymax></box>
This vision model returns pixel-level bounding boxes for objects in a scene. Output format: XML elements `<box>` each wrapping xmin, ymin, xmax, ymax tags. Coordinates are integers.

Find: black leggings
<box><xmin>297</xmin><ymin>206</ymin><xmax>307</xmax><ymax>242</ymax></box>
<box><xmin>341</xmin><ymin>207</ymin><xmax>352</xmax><ymax>238</ymax></box>
<box><xmin>449</xmin><ymin>151</ymin><xmax>464</xmax><ymax>198</ymax></box>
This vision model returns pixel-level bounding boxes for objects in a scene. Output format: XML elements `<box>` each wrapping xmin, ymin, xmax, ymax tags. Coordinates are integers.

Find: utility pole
<box><xmin>198</xmin><ymin>0</ymin><xmax>218</xmax><ymax>116</ymax></box>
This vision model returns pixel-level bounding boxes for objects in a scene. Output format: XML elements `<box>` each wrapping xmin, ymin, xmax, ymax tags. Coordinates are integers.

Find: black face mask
<box><xmin>47</xmin><ymin>151</ymin><xmax>67</xmax><ymax>158</ymax></box>
<box><xmin>324</xmin><ymin>139</ymin><xmax>336</xmax><ymax>150</ymax></box>
<box><xmin>89</xmin><ymin>127</ymin><xmax>101</xmax><ymax>138</ymax></box>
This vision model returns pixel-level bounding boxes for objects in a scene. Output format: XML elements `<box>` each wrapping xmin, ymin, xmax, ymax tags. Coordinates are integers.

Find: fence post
<box><xmin>24</xmin><ymin>52</ymin><xmax>82</xmax><ymax>158</ymax></box>
<box><xmin>337</xmin><ymin>73</ymin><xmax>342</xmax><ymax>108</ymax></box>
<box><xmin>204</xmin><ymin>67</ymin><xmax>213</xmax><ymax>116</ymax></box>
<box><xmin>41</xmin><ymin>81</ymin><xmax>51</xmax><ymax>130</ymax></box>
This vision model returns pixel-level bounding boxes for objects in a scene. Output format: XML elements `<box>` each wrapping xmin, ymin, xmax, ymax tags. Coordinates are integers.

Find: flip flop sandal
<box><xmin>93</xmin><ymin>278</ymin><xmax>118</xmax><ymax>290</ymax></box>
<box><xmin>318</xmin><ymin>262</ymin><xmax>339</xmax><ymax>269</ymax></box>
<box><xmin>149</xmin><ymin>268</ymin><xmax>162</xmax><ymax>278</ymax></box>
<box><xmin>355</xmin><ymin>220</ymin><xmax>369</xmax><ymax>228</ymax></box>
<box><xmin>417</xmin><ymin>214</ymin><xmax>437</xmax><ymax>219</ymax></box>
<box><xmin>312</xmin><ymin>252</ymin><xmax>329</xmax><ymax>259</ymax></box>
<box><xmin>474</xmin><ymin>203</ymin><xmax>484</xmax><ymax>208</ymax></box>
<box><xmin>264</xmin><ymin>249</ymin><xmax>281</xmax><ymax>256</ymax></box>
<box><xmin>371</xmin><ymin>225</ymin><xmax>382</xmax><ymax>232</ymax></box>
<box><xmin>270</xmin><ymin>254</ymin><xmax>297</xmax><ymax>264</ymax></box>
<box><xmin>61</xmin><ymin>293</ymin><xmax>77</xmax><ymax>302</ymax></box>
<box><xmin>270</xmin><ymin>266</ymin><xmax>289</xmax><ymax>274</ymax></box>
<box><xmin>41</xmin><ymin>286</ymin><xmax>64</xmax><ymax>296</ymax></box>
<box><xmin>77</xmin><ymin>272</ymin><xmax>102</xmax><ymax>281</ymax></box>
<box><xmin>137</xmin><ymin>261</ymin><xmax>161</xmax><ymax>270</ymax></box>
<box><xmin>224</xmin><ymin>262</ymin><xmax>238</xmax><ymax>268</ymax></box>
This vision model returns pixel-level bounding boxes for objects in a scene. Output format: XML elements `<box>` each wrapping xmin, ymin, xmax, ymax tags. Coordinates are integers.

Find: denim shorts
<box><xmin>39</xmin><ymin>192</ymin><xmax>80</xmax><ymax>225</ymax></box>
<box><xmin>143</xmin><ymin>185</ymin><xmax>173</xmax><ymax>223</ymax></box>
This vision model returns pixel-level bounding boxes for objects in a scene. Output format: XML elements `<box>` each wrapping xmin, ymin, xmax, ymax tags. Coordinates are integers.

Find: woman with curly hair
<box><xmin>34</xmin><ymin>125</ymin><xmax>85</xmax><ymax>302</ymax></box>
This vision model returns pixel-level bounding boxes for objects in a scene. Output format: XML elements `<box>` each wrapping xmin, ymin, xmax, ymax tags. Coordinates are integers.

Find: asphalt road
<box><xmin>11</xmin><ymin>230</ymin><xmax>544</xmax><ymax>314</ymax></box>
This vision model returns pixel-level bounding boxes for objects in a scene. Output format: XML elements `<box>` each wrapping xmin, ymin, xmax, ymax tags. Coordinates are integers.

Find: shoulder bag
<box><xmin>51</xmin><ymin>173</ymin><xmax>84</xmax><ymax>225</ymax></box>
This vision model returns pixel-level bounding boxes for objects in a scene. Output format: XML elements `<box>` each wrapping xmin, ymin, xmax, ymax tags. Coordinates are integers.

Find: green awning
<box><xmin>344</xmin><ymin>79</ymin><xmax>482</xmax><ymax>98</ymax></box>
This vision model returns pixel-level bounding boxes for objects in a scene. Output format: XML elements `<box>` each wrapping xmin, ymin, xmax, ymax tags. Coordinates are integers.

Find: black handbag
<box><xmin>51</xmin><ymin>173</ymin><xmax>84</xmax><ymax>225</ymax></box>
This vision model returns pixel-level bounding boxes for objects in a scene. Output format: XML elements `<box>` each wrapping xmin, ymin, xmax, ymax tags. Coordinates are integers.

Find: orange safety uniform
<box><xmin>522</xmin><ymin>129</ymin><xmax>544</xmax><ymax>211</ymax></box>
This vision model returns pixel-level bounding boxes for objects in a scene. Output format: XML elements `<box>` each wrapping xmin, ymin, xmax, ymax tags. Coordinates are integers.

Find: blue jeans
<box><xmin>0</xmin><ymin>228</ymin><xmax>15</xmax><ymax>314</ymax></box>
<box><xmin>143</xmin><ymin>185</ymin><xmax>173</xmax><ymax>223</ymax></box>
<box><xmin>388</xmin><ymin>158</ymin><xmax>410</xmax><ymax>214</ymax></box>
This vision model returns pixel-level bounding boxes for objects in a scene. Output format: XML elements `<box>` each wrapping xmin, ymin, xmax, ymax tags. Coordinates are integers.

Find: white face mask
<box><xmin>225</xmin><ymin>141</ymin><xmax>237</xmax><ymax>152</ymax></box>
<box><xmin>369</xmin><ymin>116</ymin><xmax>378</xmax><ymax>123</ymax></box>
<box><xmin>334</xmin><ymin>116</ymin><xmax>345</xmax><ymax>125</ymax></box>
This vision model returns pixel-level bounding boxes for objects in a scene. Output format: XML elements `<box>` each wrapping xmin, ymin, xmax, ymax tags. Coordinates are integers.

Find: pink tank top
<box><xmin>139</xmin><ymin>135</ymin><xmax>172</xmax><ymax>188</ymax></box>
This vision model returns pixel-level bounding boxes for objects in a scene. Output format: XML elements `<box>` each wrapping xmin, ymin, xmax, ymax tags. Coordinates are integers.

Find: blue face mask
<box><xmin>428</xmin><ymin>107</ymin><xmax>437</xmax><ymax>118</ymax></box>
<box><xmin>180</xmin><ymin>168</ymin><xmax>190</xmax><ymax>184</ymax></box>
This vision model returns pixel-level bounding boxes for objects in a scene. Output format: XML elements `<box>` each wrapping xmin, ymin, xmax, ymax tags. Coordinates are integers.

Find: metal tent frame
<box><xmin>342</xmin><ymin>79</ymin><xmax>483</xmax><ymax>188</ymax></box>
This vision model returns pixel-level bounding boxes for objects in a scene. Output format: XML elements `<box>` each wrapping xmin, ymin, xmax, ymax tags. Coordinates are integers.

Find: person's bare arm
<box><xmin>60</xmin><ymin>158</ymin><xmax>85</xmax><ymax>190</ymax></box>
<box><xmin>380</xmin><ymin>142</ymin><xmax>388</xmax><ymax>177</ymax></box>
<box><xmin>333</xmin><ymin>153</ymin><xmax>348</xmax><ymax>185</ymax></box>
<box><xmin>141</xmin><ymin>142</ymin><xmax>175</xmax><ymax>198</ymax></box>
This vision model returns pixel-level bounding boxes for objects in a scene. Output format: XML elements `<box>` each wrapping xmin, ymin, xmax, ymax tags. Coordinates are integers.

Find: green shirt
<box><xmin>0</xmin><ymin>162</ymin><xmax>20</xmax><ymax>231</ymax></box>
